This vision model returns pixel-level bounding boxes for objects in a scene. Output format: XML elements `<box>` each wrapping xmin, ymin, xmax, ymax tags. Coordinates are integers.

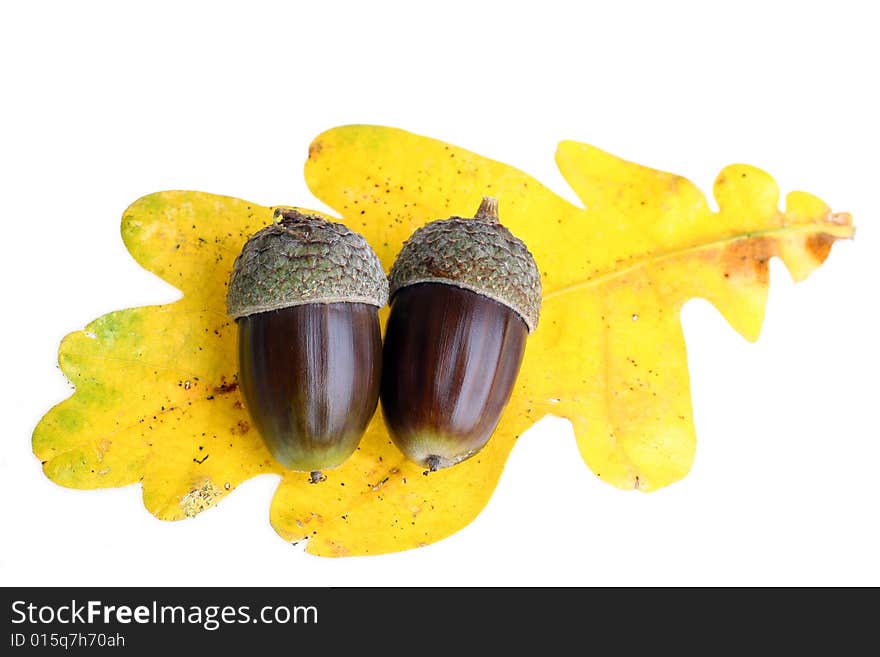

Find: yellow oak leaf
<box><xmin>305</xmin><ymin>126</ymin><xmax>853</xmax><ymax>492</ymax></box>
<box><xmin>33</xmin><ymin>126</ymin><xmax>853</xmax><ymax>556</ymax></box>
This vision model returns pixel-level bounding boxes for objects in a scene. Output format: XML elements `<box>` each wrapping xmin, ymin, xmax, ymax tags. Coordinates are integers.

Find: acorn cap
<box><xmin>388</xmin><ymin>197</ymin><xmax>542</xmax><ymax>333</ymax></box>
<box><xmin>227</xmin><ymin>208</ymin><xmax>389</xmax><ymax>319</ymax></box>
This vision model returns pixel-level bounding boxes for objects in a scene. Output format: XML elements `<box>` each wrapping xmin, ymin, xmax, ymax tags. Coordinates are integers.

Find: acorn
<box><xmin>381</xmin><ymin>197</ymin><xmax>541</xmax><ymax>471</ymax></box>
<box><xmin>227</xmin><ymin>208</ymin><xmax>388</xmax><ymax>477</ymax></box>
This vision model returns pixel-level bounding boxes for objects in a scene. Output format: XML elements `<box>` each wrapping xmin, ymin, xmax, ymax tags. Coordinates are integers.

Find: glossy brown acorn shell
<box><xmin>237</xmin><ymin>302</ymin><xmax>382</xmax><ymax>472</ymax></box>
<box><xmin>380</xmin><ymin>283</ymin><xmax>528</xmax><ymax>469</ymax></box>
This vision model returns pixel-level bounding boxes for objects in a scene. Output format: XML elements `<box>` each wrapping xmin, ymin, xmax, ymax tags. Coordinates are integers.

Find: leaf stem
<box><xmin>473</xmin><ymin>197</ymin><xmax>499</xmax><ymax>223</ymax></box>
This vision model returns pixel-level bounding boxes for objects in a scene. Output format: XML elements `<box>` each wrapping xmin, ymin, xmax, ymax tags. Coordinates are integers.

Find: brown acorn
<box><xmin>227</xmin><ymin>208</ymin><xmax>388</xmax><ymax>477</ymax></box>
<box><xmin>381</xmin><ymin>197</ymin><xmax>541</xmax><ymax>471</ymax></box>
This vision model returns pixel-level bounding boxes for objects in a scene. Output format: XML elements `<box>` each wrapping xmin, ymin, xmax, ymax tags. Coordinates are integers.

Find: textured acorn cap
<box><xmin>227</xmin><ymin>208</ymin><xmax>389</xmax><ymax>319</ymax></box>
<box><xmin>388</xmin><ymin>197</ymin><xmax>542</xmax><ymax>333</ymax></box>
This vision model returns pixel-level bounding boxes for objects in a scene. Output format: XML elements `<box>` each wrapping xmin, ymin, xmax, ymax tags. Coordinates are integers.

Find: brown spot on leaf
<box><xmin>214</xmin><ymin>379</ymin><xmax>239</xmax><ymax>395</ymax></box>
<box><xmin>719</xmin><ymin>236</ymin><xmax>775</xmax><ymax>285</ymax></box>
<box><xmin>805</xmin><ymin>233</ymin><xmax>835</xmax><ymax>263</ymax></box>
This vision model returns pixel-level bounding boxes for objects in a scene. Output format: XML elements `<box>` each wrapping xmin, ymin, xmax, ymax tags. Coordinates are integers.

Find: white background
<box><xmin>1</xmin><ymin>1</ymin><xmax>877</xmax><ymax>586</ymax></box>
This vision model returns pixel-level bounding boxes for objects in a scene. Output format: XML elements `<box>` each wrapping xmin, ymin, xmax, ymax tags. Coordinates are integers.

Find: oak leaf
<box><xmin>33</xmin><ymin>125</ymin><xmax>853</xmax><ymax>556</ymax></box>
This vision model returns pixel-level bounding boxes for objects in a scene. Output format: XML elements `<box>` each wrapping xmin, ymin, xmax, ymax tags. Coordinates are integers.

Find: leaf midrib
<box><xmin>543</xmin><ymin>220</ymin><xmax>853</xmax><ymax>302</ymax></box>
